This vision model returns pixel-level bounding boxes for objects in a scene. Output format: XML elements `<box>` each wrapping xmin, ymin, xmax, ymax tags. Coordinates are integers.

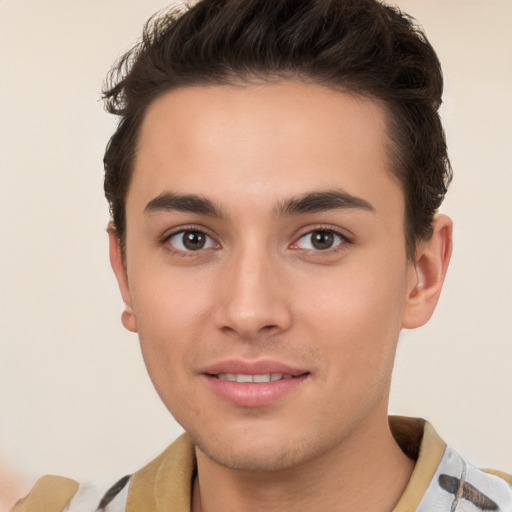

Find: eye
<box><xmin>167</xmin><ymin>230</ymin><xmax>217</xmax><ymax>252</ymax></box>
<box><xmin>294</xmin><ymin>229</ymin><xmax>346</xmax><ymax>251</ymax></box>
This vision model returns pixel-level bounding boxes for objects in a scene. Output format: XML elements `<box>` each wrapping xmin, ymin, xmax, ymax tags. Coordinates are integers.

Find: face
<box><xmin>111</xmin><ymin>82</ymin><xmax>439</xmax><ymax>472</ymax></box>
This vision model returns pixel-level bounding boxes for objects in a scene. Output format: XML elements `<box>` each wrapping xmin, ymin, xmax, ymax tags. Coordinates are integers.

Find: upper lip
<box><xmin>200</xmin><ymin>359</ymin><xmax>309</xmax><ymax>376</ymax></box>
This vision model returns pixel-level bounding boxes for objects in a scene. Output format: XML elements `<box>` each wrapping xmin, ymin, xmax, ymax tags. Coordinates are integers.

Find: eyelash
<box><xmin>290</xmin><ymin>227</ymin><xmax>351</xmax><ymax>254</ymax></box>
<box><xmin>162</xmin><ymin>226</ymin><xmax>352</xmax><ymax>255</ymax></box>
<box><xmin>162</xmin><ymin>226</ymin><xmax>219</xmax><ymax>256</ymax></box>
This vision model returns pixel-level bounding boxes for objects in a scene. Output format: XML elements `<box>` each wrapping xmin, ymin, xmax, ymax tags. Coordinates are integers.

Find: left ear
<box><xmin>402</xmin><ymin>214</ymin><xmax>453</xmax><ymax>329</ymax></box>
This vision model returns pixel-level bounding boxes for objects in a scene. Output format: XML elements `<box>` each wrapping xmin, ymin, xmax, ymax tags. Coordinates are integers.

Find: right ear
<box><xmin>107</xmin><ymin>223</ymin><xmax>138</xmax><ymax>333</ymax></box>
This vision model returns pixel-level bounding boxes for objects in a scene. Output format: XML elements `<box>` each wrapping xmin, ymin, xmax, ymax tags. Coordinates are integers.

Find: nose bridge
<box><xmin>214</xmin><ymin>237</ymin><xmax>290</xmax><ymax>338</ymax></box>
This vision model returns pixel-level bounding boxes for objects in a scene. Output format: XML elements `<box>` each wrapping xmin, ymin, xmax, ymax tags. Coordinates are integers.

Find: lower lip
<box><xmin>203</xmin><ymin>374</ymin><xmax>309</xmax><ymax>407</ymax></box>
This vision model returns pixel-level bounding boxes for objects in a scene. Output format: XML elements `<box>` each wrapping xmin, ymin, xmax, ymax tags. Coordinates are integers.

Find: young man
<box><xmin>13</xmin><ymin>0</ymin><xmax>512</xmax><ymax>511</ymax></box>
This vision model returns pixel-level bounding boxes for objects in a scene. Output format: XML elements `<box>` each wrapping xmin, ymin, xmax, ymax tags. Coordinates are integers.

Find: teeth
<box><xmin>252</xmin><ymin>374</ymin><xmax>271</xmax><ymax>383</ymax></box>
<box><xmin>217</xmin><ymin>373</ymin><xmax>290</xmax><ymax>383</ymax></box>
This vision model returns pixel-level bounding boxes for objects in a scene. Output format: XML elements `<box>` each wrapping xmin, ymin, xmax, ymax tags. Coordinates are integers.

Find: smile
<box><xmin>215</xmin><ymin>373</ymin><xmax>294</xmax><ymax>383</ymax></box>
<box><xmin>205</xmin><ymin>370</ymin><xmax>309</xmax><ymax>407</ymax></box>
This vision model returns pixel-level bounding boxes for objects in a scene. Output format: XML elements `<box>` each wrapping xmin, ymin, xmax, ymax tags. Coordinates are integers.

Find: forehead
<box><xmin>129</xmin><ymin>81</ymin><xmax>401</xmax><ymax>217</ymax></box>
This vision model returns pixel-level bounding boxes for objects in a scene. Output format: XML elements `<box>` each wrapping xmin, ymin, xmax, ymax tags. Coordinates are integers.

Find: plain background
<box><xmin>1</xmin><ymin>0</ymin><xmax>511</xmax><ymax>496</ymax></box>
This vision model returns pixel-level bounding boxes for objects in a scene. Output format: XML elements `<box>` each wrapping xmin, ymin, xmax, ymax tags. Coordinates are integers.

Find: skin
<box><xmin>109</xmin><ymin>81</ymin><xmax>452</xmax><ymax>511</ymax></box>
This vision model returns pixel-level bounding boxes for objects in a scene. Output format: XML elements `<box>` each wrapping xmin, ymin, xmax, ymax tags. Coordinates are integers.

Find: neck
<box><xmin>191</xmin><ymin>416</ymin><xmax>414</xmax><ymax>512</ymax></box>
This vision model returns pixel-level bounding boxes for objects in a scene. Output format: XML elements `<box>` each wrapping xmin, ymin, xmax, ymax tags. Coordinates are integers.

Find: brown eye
<box><xmin>183</xmin><ymin>231</ymin><xmax>206</xmax><ymax>250</ymax></box>
<box><xmin>311</xmin><ymin>231</ymin><xmax>335</xmax><ymax>250</ymax></box>
<box><xmin>168</xmin><ymin>230</ymin><xmax>216</xmax><ymax>252</ymax></box>
<box><xmin>294</xmin><ymin>230</ymin><xmax>345</xmax><ymax>251</ymax></box>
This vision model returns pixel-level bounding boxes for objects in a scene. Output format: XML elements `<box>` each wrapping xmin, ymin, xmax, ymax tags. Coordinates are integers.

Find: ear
<box><xmin>402</xmin><ymin>214</ymin><xmax>453</xmax><ymax>329</ymax></box>
<box><xmin>108</xmin><ymin>224</ymin><xmax>138</xmax><ymax>333</ymax></box>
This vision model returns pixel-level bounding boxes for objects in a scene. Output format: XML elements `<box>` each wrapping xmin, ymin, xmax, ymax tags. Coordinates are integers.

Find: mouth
<box><xmin>213</xmin><ymin>373</ymin><xmax>296</xmax><ymax>383</ymax></box>
<box><xmin>201</xmin><ymin>359</ymin><xmax>308</xmax><ymax>377</ymax></box>
<box><xmin>202</xmin><ymin>363</ymin><xmax>310</xmax><ymax>407</ymax></box>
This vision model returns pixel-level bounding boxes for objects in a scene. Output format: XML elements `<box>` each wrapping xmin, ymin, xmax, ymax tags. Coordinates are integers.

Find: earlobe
<box><xmin>402</xmin><ymin>215</ymin><xmax>453</xmax><ymax>329</ymax></box>
<box><xmin>107</xmin><ymin>224</ymin><xmax>138</xmax><ymax>333</ymax></box>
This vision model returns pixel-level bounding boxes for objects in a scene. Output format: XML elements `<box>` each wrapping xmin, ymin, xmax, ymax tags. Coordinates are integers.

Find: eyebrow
<box><xmin>144</xmin><ymin>189</ymin><xmax>375</xmax><ymax>218</ymax></box>
<box><xmin>275</xmin><ymin>190</ymin><xmax>375</xmax><ymax>217</ymax></box>
<box><xmin>144</xmin><ymin>192</ymin><xmax>224</xmax><ymax>217</ymax></box>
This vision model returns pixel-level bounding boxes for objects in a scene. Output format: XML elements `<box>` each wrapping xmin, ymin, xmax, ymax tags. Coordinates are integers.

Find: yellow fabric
<box><xmin>126</xmin><ymin>433</ymin><xmax>195</xmax><ymax>512</ymax></box>
<box><xmin>10</xmin><ymin>475</ymin><xmax>78</xmax><ymax>512</ymax></box>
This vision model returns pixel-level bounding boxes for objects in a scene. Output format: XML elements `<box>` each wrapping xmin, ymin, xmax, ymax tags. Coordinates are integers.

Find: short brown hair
<box><xmin>103</xmin><ymin>0</ymin><xmax>452</xmax><ymax>257</ymax></box>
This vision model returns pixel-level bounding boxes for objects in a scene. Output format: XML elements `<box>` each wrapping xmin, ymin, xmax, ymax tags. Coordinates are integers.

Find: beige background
<box><xmin>0</xmin><ymin>0</ymin><xmax>511</xmax><ymax>502</ymax></box>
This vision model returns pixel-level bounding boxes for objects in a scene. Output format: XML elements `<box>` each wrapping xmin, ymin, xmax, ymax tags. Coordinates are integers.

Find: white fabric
<box><xmin>63</xmin><ymin>478</ymin><xmax>130</xmax><ymax>512</ymax></box>
<box><xmin>417</xmin><ymin>446</ymin><xmax>512</xmax><ymax>512</ymax></box>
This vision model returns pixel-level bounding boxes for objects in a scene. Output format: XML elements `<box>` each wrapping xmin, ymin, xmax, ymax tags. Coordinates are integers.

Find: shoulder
<box><xmin>11</xmin><ymin>475</ymin><xmax>78</xmax><ymax>511</ymax></box>
<box><xmin>10</xmin><ymin>434</ymin><xmax>195</xmax><ymax>512</ymax></box>
<box><xmin>11</xmin><ymin>474</ymin><xmax>131</xmax><ymax>512</ymax></box>
<box><xmin>418</xmin><ymin>443</ymin><xmax>512</xmax><ymax>512</ymax></box>
<box><xmin>391</xmin><ymin>417</ymin><xmax>512</xmax><ymax>512</ymax></box>
<box><xmin>482</xmin><ymin>468</ymin><xmax>512</xmax><ymax>487</ymax></box>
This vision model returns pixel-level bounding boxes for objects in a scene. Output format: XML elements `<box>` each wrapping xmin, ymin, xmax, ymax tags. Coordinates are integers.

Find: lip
<box><xmin>201</xmin><ymin>359</ymin><xmax>308</xmax><ymax>376</ymax></box>
<box><xmin>200</xmin><ymin>359</ymin><xmax>310</xmax><ymax>407</ymax></box>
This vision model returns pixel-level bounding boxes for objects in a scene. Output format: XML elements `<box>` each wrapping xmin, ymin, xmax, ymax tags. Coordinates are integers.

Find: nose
<box><xmin>213</xmin><ymin>245</ymin><xmax>292</xmax><ymax>340</ymax></box>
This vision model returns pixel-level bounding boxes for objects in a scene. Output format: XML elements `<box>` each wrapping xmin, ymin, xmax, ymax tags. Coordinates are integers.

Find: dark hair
<box><xmin>103</xmin><ymin>0</ymin><xmax>452</xmax><ymax>258</ymax></box>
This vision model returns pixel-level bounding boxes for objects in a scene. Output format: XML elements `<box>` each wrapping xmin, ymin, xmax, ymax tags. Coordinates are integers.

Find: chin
<box><xmin>189</xmin><ymin>422</ymin><xmax>330</xmax><ymax>473</ymax></box>
<box><xmin>196</xmin><ymin>438</ymin><xmax>304</xmax><ymax>473</ymax></box>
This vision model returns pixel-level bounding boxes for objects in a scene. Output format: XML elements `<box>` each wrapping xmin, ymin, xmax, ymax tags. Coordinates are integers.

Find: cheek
<box><xmin>299</xmin><ymin>258</ymin><xmax>408</xmax><ymax>373</ymax></box>
<box><xmin>128</xmin><ymin>271</ymin><xmax>212</xmax><ymax>388</ymax></box>
<box><xmin>133</xmin><ymin>295</ymin><xmax>204</xmax><ymax>423</ymax></box>
<box><xmin>130</xmin><ymin>261</ymin><xmax>213</xmax><ymax>334</ymax></box>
